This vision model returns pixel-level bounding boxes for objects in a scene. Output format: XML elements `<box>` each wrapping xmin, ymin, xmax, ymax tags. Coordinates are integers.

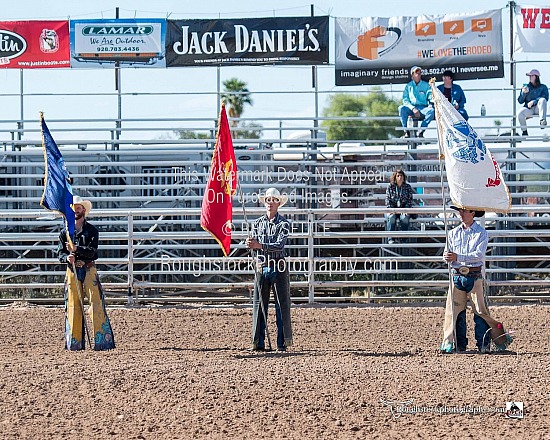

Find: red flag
<box><xmin>200</xmin><ymin>104</ymin><xmax>238</xmax><ymax>256</ymax></box>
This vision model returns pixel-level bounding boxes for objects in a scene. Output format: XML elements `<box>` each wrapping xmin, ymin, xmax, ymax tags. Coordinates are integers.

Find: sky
<box><xmin>1</xmin><ymin>0</ymin><xmax>549</xmax><ymax>142</ymax></box>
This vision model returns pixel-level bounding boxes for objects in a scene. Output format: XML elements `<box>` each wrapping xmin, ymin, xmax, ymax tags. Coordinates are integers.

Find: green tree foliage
<box><xmin>322</xmin><ymin>88</ymin><xmax>400</xmax><ymax>142</ymax></box>
<box><xmin>172</xmin><ymin>129</ymin><xmax>210</xmax><ymax>139</ymax></box>
<box><xmin>232</xmin><ymin>122</ymin><xmax>263</xmax><ymax>139</ymax></box>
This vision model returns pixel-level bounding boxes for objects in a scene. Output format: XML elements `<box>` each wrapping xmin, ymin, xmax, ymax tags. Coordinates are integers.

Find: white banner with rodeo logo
<box><xmin>335</xmin><ymin>9</ymin><xmax>503</xmax><ymax>86</ymax></box>
<box><xmin>514</xmin><ymin>4</ymin><xmax>550</xmax><ymax>52</ymax></box>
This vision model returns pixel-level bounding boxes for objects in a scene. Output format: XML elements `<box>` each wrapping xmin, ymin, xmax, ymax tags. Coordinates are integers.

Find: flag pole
<box><xmin>237</xmin><ymin>180</ymin><xmax>272</xmax><ymax>351</ymax></box>
<box><xmin>430</xmin><ymin>80</ymin><xmax>458</xmax><ymax>353</ymax></box>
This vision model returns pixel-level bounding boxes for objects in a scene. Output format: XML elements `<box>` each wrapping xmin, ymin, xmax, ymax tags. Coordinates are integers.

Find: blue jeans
<box><xmin>387</xmin><ymin>213</ymin><xmax>410</xmax><ymax>232</ymax></box>
<box><xmin>252</xmin><ymin>267</ymin><xmax>292</xmax><ymax>350</ymax></box>
<box><xmin>453</xmin><ymin>275</ymin><xmax>491</xmax><ymax>349</ymax></box>
<box><xmin>256</xmin><ymin>298</ymin><xmax>285</xmax><ymax>349</ymax></box>
<box><xmin>399</xmin><ymin>105</ymin><xmax>435</xmax><ymax>129</ymax></box>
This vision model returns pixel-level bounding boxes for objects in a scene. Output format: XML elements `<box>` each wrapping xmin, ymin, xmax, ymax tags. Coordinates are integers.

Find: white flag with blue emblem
<box><xmin>431</xmin><ymin>82</ymin><xmax>511</xmax><ymax>213</ymax></box>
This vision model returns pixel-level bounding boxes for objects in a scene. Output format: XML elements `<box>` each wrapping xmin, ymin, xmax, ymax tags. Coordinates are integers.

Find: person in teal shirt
<box><xmin>398</xmin><ymin>66</ymin><xmax>434</xmax><ymax>138</ymax></box>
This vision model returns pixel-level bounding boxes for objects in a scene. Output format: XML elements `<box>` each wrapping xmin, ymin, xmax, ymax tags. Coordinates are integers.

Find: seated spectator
<box><xmin>385</xmin><ymin>169</ymin><xmax>414</xmax><ymax>244</ymax></box>
<box><xmin>517</xmin><ymin>69</ymin><xmax>548</xmax><ymax>136</ymax></box>
<box><xmin>398</xmin><ymin>66</ymin><xmax>434</xmax><ymax>138</ymax></box>
<box><xmin>437</xmin><ymin>70</ymin><xmax>469</xmax><ymax>120</ymax></box>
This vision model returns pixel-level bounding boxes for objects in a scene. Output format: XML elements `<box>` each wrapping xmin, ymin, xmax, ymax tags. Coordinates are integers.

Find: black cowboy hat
<box><xmin>450</xmin><ymin>205</ymin><xmax>485</xmax><ymax>218</ymax></box>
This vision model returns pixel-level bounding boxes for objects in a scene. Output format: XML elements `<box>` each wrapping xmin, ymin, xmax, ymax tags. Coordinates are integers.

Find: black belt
<box><xmin>453</xmin><ymin>266</ymin><xmax>482</xmax><ymax>275</ymax></box>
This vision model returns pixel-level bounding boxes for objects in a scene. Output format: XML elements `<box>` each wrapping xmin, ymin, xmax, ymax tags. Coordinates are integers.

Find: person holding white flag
<box><xmin>431</xmin><ymin>80</ymin><xmax>513</xmax><ymax>354</ymax></box>
<box><xmin>440</xmin><ymin>206</ymin><xmax>491</xmax><ymax>353</ymax></box>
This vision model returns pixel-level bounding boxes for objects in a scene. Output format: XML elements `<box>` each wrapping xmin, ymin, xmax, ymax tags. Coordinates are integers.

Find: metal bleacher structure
<box><xmin>1</xmin><ymin>69</ymin><xmax>550</xmax><ymax>305</ymax></box>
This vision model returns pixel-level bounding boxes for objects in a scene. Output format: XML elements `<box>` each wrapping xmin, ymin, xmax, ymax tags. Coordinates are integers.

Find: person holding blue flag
<box><xmin>57</xmin><ymin>195</ymin><xmax>115</xmax><ymax>351</ymax></box>
<box><xmin>40</xmin><ymin>113</ymin><xmax>114</xmax><ymax>351</ymax></box>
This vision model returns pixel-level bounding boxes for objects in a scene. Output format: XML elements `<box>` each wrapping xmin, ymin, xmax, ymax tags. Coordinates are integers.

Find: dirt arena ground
<box><xmin>0</xmin><ymin>303</ymin><xmax>548</xmax><ymax>439</ymax></box>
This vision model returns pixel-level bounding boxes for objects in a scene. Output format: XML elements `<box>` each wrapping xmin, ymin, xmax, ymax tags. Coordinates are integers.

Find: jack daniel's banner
<box><xmin>166</xmin><ymin>16</ymin><xmax>329</xmax><ymax>66</ymax></box>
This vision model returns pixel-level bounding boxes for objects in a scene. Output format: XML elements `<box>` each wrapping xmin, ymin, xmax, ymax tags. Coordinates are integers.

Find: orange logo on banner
<box><xmin>443</xmin><ymin>20</ymin><xmax>464</xmax><ymax>35</ymax></box>
<box><xmin>357</xmin><ymin>26</ymin><xmax>387</xmax><ymax>60</ymax></box>
<box><xmin>472</xmin><ymin>18</ymin><xmax>492</xmax><ymax>32</ymax></box>
<box><xmin>415</xmin><ymin>22</ymin><xmax>436</xmax><ymax>36</ymax></box>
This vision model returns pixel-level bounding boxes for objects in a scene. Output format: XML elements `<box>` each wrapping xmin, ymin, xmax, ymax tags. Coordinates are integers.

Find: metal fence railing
<box><xmin>1</xmin><ymin>206</ymin><xmax>549</xmax><ymax>304</ymax></box>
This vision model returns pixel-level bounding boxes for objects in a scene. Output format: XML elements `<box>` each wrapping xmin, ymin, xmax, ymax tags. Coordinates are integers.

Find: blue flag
<box><xmin>39</xmin><ymin>114</ymin><xmax>75</xmax><ymax>244</ymax></box>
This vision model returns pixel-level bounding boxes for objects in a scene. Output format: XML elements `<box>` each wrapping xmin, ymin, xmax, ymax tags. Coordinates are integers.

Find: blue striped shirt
<box><xmin>252</xmin><ymin>212</ymin><xmax>290</xmax><ymax>260</ymax></box>
<box><xmin>446</xmin><ymin>221</ymin><xmax>488</xmax><ymax>269</ymax></box>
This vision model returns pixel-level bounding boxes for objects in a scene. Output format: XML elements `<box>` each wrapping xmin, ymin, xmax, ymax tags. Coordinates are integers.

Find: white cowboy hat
<box><xmin>72</xmin><ymin>195</ymin><xmax>92</xmax><ymax>215</ymax></box>
<box><xmin>259</xmin><ymin>188</ymin><xmax>288</xmax><ymax>207</ymax></box>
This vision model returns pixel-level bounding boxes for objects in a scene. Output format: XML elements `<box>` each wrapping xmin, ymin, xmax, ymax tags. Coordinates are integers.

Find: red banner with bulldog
<box><xmin>0</xmin><ymin>21</ymin><xmax>70</xmax><ymax>68</ymax></box>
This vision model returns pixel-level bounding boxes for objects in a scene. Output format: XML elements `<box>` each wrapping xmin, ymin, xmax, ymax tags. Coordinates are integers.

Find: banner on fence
<box><xmin>0</xmin><ymin>21</ymin><xmax>70</xmax><ymax>69</ymax></box>
<box><xmin>514</xmin><ymin>4</ymin><xmax>550</xmax><ymax>52</ymax></box>
<box><xmin>70</xmin><ymin>19</ymin><xmax>166</xmax><ymax>68</ymax></box>
<box><xmin>335</xmin><ymin>10</ymin><xmax>503</xmax><ymax>85</ymax></box>
<box><xmin>166</xmin><ymin>16</ymin><xmax>329</xmax><ymax>67</ymax></box>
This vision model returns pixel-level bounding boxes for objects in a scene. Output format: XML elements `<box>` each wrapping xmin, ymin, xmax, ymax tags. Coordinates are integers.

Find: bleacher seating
<box><xmin>1</xmin><ymin>119</ymin><xmax>549</xmax><ymax>304</ymax></box>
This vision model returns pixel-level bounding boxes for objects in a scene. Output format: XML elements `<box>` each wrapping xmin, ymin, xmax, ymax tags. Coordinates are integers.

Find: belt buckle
<box><xmin>75</xmin><ymin>261</ymin><xmax>85</xmax><ymax>268</ymax></box>
<box><xmin>458</xmin><ymin>266</ymin><xmax>470</xmax><ymax>275</ymax></box>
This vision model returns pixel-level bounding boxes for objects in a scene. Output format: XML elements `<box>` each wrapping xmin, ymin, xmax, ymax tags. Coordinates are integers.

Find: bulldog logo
<box><xmin>40</xmin><ymin>29</ymin><xmax>59</xmax><ymax>53</ymax></box>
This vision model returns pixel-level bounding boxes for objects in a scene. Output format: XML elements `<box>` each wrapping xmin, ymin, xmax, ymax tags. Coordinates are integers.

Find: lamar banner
<box><xmin>335</xmin><ymin>10</ymin><xmax>503</xmax><ymax>85</ymax></box>
<box><xmin>514</xmin><ymin>4</ymin><xmax>550</xmax><ymax>52</ymax></box>
<box><xmin>0</xmin><ymin>21</ymin><xmax>70</xmax><ymax>68</ymax></box>
<box><xmin>166</xmin><ymin>16</ymin><xmax>329</xmax><ymax>66</ymax></box>
<box><xmin>70</xmin><ymin>19</ymin><xmax>166</xmax><ymax>68</ymax></box>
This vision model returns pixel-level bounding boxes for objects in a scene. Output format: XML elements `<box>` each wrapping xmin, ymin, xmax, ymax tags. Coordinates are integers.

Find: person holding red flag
<box><xmin>247</xmin><ymin>188</ymin><xmax>293</xmax><ymax>352</ymax></box>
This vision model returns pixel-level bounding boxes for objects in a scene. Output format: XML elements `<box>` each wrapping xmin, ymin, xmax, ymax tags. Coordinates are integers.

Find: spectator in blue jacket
<box><xmin>517</xmin><ymin>69</ymin><xmax>548</xmax><ymax>136</ymax></box>
<box><xmin>437</xmin><ymin>70</ymin><xmax>468</xmax><ymax>121</ymax></box>
<box><xmin>398</xmin><ymin>66</ymin><xmax>434</xmax><ymax>138</ymax></box>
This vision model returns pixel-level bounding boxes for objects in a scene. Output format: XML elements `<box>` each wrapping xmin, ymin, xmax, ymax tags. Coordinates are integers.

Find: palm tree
<box><xmin>221</xmin><ymin>78</ymin><xmax>253</xmax><ymax>127</ymax></box>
